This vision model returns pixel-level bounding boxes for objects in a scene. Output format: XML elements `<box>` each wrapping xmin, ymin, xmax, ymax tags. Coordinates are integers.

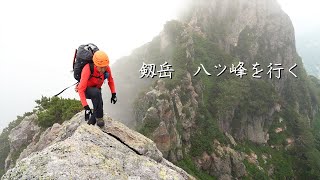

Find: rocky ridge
<box><xmin>1</xmin><ymin>112</ymin><xmax>195</xmax><ymax>180</ymax></box>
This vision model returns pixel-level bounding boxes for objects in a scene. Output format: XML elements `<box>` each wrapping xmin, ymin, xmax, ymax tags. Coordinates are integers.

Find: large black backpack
<box><xmin>73</xmin><ymin>43</ymin><xmax>99</xmax><ymax>81</ymax></box>
<box><xmin>54</xmin><ymin>44</ymin><xmax>100</xmax><ymax>97</ymax></box>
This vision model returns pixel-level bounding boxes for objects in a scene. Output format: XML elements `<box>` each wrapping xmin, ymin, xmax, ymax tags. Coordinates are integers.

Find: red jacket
<box><xmin>78</xmin><ymin>64</ymin><xmax>116</xmax><ymax>106</ymax></box>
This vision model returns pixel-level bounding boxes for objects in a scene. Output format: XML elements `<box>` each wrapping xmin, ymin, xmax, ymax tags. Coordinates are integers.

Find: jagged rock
<box><xmin>215</xmin><ymin>144</ymin><xmax>224</xmax><ymax>157</ymax></box>
<box><xmin>275</xmin><ymin>127</ymin><xmax>284</xmax><ymax>133</ymax></box>
<box><xmin>210</xmin><ymin>153</ymin><xmax>232</xmax><ymax>178</ymax></box>
<box><xmin>286</xmin><ymin>138</ymin><xmax>294</xmax><ymax>145</ymax></box>
<box><xmin>167</xmin><ymin>128</ymin><xmax>180</xmax><ymax>162</ymax></box>
<box><xmin>246</xmin><ymin>116</ymin><xmax>270</xmax><ymax>144</ymax></box>
<box><xmin>4</xmin><ymin>154</ymin><xmax>12</xmax><ymax>172</ymax></box>
<box><xmin>102</xmin><ymin>116</ymin><xmax>163</xmax><ymax>163</ymax></box>
<box><xmin>225</xmin><ymin>132</ymin><xmax>237</xmax><ymax>146</ymax></box>
<box><xmin>285</xmin><ymin>138</ymin><xmax>294</xmax><ymax>150</ymax></box>
<box><xmin>142</xmin><ymin>107</ymin><xmax>159</xmax><ymax>124</ymax></box>
<box><xmin>177</xmin><ymin>149</ymin><xmax>184</xmax><ymax>161</ymax></box>
<box><xmin>18</xmin><ymin>123</ymin><xmax>62</xmax><ymax>161</ymax></box>
<box><xmin>246</xmin><ymin>152</ymin><xmax>258</xmax><ymax>165</ymax></box>
<box><xmin>172</xmin><ymin>88</ymin><xmax>183</xmax><ymax>116</ymax></box>
<box><xmin>169</xmin><ymin>150</ymin><xmax>177</xmax><ymax>163</ymax></box>
<box><xmin>261</xmin><ymin>154</ymin><xmax>268</xmax><ymax>164</ymax></box>
<box><xmin>152</xmin><ymin>121</ymin><xmax>171</xmax><ymax>158</ymax></box>
<box><xmin>157</xmin><ymin>99</ymin><xmax>174</xmax><ymax>123</ymax></box>
<box><xmin>275</xmin><ymin>104</ymin><xmax>281</xmax><ymax>112</ymax></box>
<box><xmin>197</xmin><ymin>151</ymin><xmax>212</xmax><ymax>171</ymax></box>
<box><xmin>194</xmin><ymin>140</ymin><xmax>247</xmax><ymax>179</ymax></box>
<box><xmin>153</xmin><ymin>121</ymin><xmax>171</xmax><ymax>157</ymax></box>
<box><xmin>231</xmin><ymin>153</ymin><xmax>246</xmax><ymax>178</ymax></box>
<box><xmin>2</xmin><ymin>112</ymin><xmax>195</xmax><ymax>180</ymax></box>
<box><xmin>219</xmin><ymin>174</ymin><xmax>232</xmax><ymax>180</ymax></box>
<box><xmin>221</xmin><ymin>106</ymin><xmax>276</xmax><ymax>143</ymax></box>
<box><xmin>181</xmin><ymin>0</ymin><xmax>317</xmax><ymax>145</ymax></box>
<box><xmin>155</xmin><ymin>79</ymin><xmax>167</xmax><ymax>93</ymax></box>
<box><xmin>146</xmin><ymin>89</ymin><xmax>161</xmax><ymax>102</ymax></box>
<box><xmin>268</xmin><ymin>164</ymin><xmax>275</xmax><ymax>176</ymax></box>
<box><xmin>136</xmin><ymin>75</ymin><xmax>199</xmax><ymax>161</ymax></box>
<box><xmin>8</xmin><ymin>114</ymin><xmax>40</xmax><ymax>151</ymax></box>
<box><xmin>17</xmin><ymin>112</ymin><xmax>85</xmax><ymax>162</ymax></box>
<box><xmin>5</xmin><ymin>114</ymin><xmax>40</xmax><ymax>170</ymax></box>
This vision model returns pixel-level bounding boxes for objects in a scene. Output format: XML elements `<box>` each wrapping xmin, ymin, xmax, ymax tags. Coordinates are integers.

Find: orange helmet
<box><xmin>93</xmin><ymin>50</ymin><xmax>109</xmax><ymax>67</ymax></box>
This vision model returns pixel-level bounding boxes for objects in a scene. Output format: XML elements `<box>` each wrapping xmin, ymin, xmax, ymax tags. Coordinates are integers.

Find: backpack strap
<box><xmin>88</xmin><ymin>63</ymin><xmax>103</xmax><ymax>80</ymax></box>
<box><xmin>89</xmin><ymin>63</ymin><xmax>94</xmax><ymax>75</ymax></box>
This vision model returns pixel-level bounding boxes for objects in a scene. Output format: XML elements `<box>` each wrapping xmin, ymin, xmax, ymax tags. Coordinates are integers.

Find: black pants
<box><xmin>85</xmin><ymin>87</ymin><xmax>103</xmax><ymax>121</ymax></box>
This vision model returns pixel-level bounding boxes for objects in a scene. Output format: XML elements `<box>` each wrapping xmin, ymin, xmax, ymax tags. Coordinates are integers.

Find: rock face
<box><xmin>182</xmin><ymin>0</ymin><xmax>316</xmax><ymax>132</ymax></box>
<box><xmin>195</xmin><ymin>140</ymin><xmax>247</xmax><ymax>180</ymax></box>
<box><xmin>127</xmin><ymin>0</ymin><xmax>319</xmax><ymax>178</ymax></box>
<box><xmin>1</xmin><ymin>112</ymin><xmax>195</xmax><ymax>180</ymax></box>
<box><xmin>135</xmin><ymin>74</ymin><xmax>200</xmax><ymax>162</ymax></box>
<box><xmin>181</xmin><ymin>0</ymin><xmax>282</xmax><ymax>141</ymax></box>
<box><xmin>5</xmin><ymin>114</ymin><xmax>40</xmax><ymax>170</ymax></box>
<box><xmin>16</xmin><ymin>113</ymin><xmax>83</xmax><ymax>162</ymax></box>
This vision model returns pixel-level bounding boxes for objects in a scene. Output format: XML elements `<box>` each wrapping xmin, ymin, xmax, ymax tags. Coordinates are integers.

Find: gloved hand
<box><xmin>111</xmin><ymin>93</ymin><xmax>117</xmax><ymax>104</ymax></box>
<box><xmin>84</xmin><ymin>105</ymin><xmax>92</xmax><ymax>121</ymax></box>
<box><xmin>75</xmin><ymin>84</ymin><xmax>79</xmax><ymax>92</ymax></box>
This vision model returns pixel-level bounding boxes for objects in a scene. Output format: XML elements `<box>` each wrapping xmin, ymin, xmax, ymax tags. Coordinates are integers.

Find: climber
<box><xmin>76</xmin><ymin>50</ymin><xmax>117</xmax><ymax>127</ymax></box>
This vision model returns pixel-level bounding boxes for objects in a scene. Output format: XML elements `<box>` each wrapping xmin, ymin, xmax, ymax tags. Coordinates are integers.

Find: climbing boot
<box><xmin>96</xmin><ymin>118</ymin><xmax>105</xmax><ymax>128</ymax></box>
<box><xmin>87</xmin><ymin>115</ymin><xmax>96</xmax><ymax>125</ymax></box>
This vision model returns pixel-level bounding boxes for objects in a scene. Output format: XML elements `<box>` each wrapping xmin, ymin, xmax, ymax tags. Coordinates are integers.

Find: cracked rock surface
<box><xmin>2</xmin><ymin>112</ymin><xmax>194</xmax><ymax>180</ymax></box>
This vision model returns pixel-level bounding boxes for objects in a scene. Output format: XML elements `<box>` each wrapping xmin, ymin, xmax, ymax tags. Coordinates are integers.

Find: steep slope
<box><xmin>105</xmin><ymin>0</ymin><xmax>320</xmax><ymax>179</ymax></box>
<box><xmin>177</xmin><ymin>0</ymin><xmax>319</xmax><ymax>143</ymax></box>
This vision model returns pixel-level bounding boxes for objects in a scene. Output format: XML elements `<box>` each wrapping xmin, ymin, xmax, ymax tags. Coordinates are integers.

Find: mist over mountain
<box><xmin>296</xmin><ymin>27</ymin><xmax>320</xmax><ymax>77</ymax></box>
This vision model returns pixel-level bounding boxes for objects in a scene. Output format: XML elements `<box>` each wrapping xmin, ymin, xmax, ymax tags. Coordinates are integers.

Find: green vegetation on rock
<box><xmin>35</xmin><ymin>96</ymin><xmax>83</xmax><ymax>128</ymax></box>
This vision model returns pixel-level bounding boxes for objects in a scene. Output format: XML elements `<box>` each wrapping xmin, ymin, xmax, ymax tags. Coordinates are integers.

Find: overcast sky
<box><xmin>0</xmin><ymin>0</ymin><xmax>319</xmax><ymax>132</ymax></box>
